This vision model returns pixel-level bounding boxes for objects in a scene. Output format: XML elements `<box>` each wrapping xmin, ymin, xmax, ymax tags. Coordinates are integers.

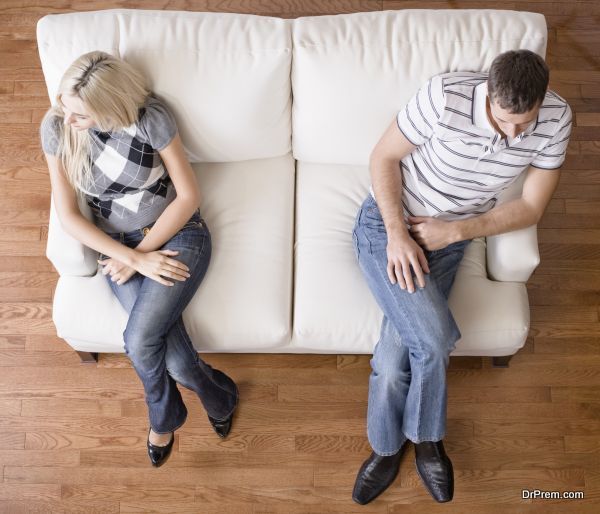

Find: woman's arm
<box><xmin>46</xmin><ymin>150</ymin><xmax>191</xmax><ymax>286</ymax></box>
<box><xmin>44</xmin><ymin>151</ymin><xmax>139</xmax><ymax>268</ymax></box>
<box><xmin>132</xmin><ymin>132</ymin><xmax>201</xmax><ymax>254</ymax></box>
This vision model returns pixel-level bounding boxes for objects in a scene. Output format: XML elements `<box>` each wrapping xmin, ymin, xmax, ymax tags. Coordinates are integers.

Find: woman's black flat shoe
<box><xmin>208</xmin><ymin>412</ymin><xmax>234</xmax><ymax>438</ymax></box>
<box><xmin>147</xmin><ymin>429</ymin><xmax>174</xmax><ymax>467</ymax></box>
<box><xmin>208</xmin><ymin>387</ymin><xmax>239</xmax><ymax>438</ymax></box>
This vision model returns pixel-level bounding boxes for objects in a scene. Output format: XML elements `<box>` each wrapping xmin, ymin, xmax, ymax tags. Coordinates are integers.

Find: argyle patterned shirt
<box><xmin>41</xmin><ymin>94</ymin><xmax>178</xmax><ymax>233</ymax></box>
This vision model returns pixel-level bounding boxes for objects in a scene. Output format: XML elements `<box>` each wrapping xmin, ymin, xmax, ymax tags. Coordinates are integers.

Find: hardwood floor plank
<box><xmin>253</xmin><ymin>506</ymin><xmax>387</xmax><ymax>513</ymax></box>
<box><xmin>121</xmin><ymin>502</ymin><xmax>253</xmax><ymax>514</ymax></box>
<box><xmin>61</xmin><ymin>484</ymin><xmax>196</xmax><ymax>502</ymax></box>
<box><xmin>20</xmin><ymin>399</ymin><xmax>122</xmax><ymax>418</ymax></box>
<box><xmin>0</xmin><ymin>400</ymin><xmax>21</xmax><ymax>415</ymax></box>
<box><xmin>539</xmin><ymin>214</ymin><xmax>600</xmax><ymax>229</ymax></box>
<box><xmin>24</xmin><ymin>432</ymin><xmax>144</xmax><ymax>451</ymax></box>
<box><xmin>0</xmin><ymin>350</ymin><xmax>81</xmax><ymax>366</ymax></box>
<box><xmin>448</xmin><ymin>402</ymin><xmax>600</xmax><ymax>420</ymax></box>
<box><xmin>552</xmin><ymin>386</ymin><xmax>600</xmax><ymax>402</ymax></box>
<box><xmin>534</xmin><ymin>337</ymin><xmax>600</xmax><ymax>354</ymax></box>
<box><xmin>24</xmin><ymin>334</ymin><xmax>72</xmax><ymax>352</ymax></box>
<box><xmin>450</xmin><ymin>386</ymin><xmax>551</xmax><ymax>403</ymax></box>
<box><xmin>390</xmin><ymin>506</ymin><xmax>597</xmax><ymax>514</ymax></box>
<box><xmin>0</xmin><ymin>449</ymin><xmax>79</xmax><ymax>467</ymax></box>
<box><xmin>295</xmin><ymin>434</ymin><xmax>371</xmax><ymax>454</ymax></box>
<box><xmin>178</xmin><ymin>433</ymin><xmax>296</xmax><ymax>453</ymax></box>
<box><xmin>401</xmin><ymin>468</ymin><xmax>586</xmax><ymax>490</ymax></box>
<box><xmin>564</xmin><ymin>435</ymin><xmax>600</xmax><ymax>453</ymax></box>
<box><xmin>0</xmin><ymin>500</ymin><xmax>118</xmax><ymax>514</ymax></box>
<box><xmin>5</xmin><ymin>465</ymin><xmax>314</xmax><ymax>487</ymax></box>
<box><xmin>0</xmin><ymin>483</ymin><xmax>60</xmax><ymax>501</ymax></box>
<box><xmin>473</xmin><ymin>419</ymin><xmax>600</xmax><ymax>437</ymax></box>
<box><xmin>0</xmin><ymin>335</ymin><xmax>25</xmax><ymax>349</ymax></box>
<box><xmin>0</xmin><ymin>432</ymin><xmax>25</xmax><ymax>450</ymax></box>
<box><xmin>278</xmin><ymin>384</ymin><xmax>367</xmax><ymax>402</ymax></box>
<box><xmin>565</xmin><ymin>199</ymin><xmax>600</xmax><ymax>214</ymax></box>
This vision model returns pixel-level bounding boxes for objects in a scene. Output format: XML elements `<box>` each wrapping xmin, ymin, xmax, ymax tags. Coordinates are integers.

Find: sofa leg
<box><xmin>76</xmin><ymin>351</ymin><xmax>98</xmax><ymax>364</ymax></box>
<box><xmin>492</xmin><ymin>355</ymin><xmax>512</xmax><ymax>368</ymax></box>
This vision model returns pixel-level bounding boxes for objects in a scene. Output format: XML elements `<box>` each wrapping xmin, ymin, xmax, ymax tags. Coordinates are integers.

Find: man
<box><xmin>351</xmin><ymin>49</ymin><xmax>572</xmax><ymax>504</ymax></box>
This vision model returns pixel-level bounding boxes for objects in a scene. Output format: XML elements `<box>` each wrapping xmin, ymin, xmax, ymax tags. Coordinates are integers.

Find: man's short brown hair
<box><xmin>488</xmin><ymin>49</ymin><xmax>549</xmax><ymax>114</ymax></box>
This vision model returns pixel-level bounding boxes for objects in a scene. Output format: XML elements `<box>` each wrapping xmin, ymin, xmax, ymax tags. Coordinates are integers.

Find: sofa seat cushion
<box><xmin>291</xmin><ymin>162</ymin><xmax>529</xmax><ymax>355</ymax></box>
<box><xmin>53</xmin><ymin>154</ymin><xmax>295</xmax><ymax>353</ymax></box>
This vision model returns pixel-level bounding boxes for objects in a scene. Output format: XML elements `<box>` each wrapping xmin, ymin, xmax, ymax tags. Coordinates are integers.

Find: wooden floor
<box><xmin>1</xmin><ymin>1</ymin><xmax>599</xmax><ymax>513</ymax></box>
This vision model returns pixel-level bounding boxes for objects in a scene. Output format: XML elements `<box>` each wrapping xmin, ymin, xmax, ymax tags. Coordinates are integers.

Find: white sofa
<box><xmin>37</xmin><ymin>8</ymin><xmax>546</xmax><ymax>363</ymax></box>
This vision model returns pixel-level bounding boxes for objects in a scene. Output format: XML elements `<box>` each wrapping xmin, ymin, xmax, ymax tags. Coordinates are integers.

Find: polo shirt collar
<box><xmin>473</xmin><ymin>81</ymin><xmax>494</xmax><ymax>133</ymax></box>
<box><xmin>473</xmin><ymin>81</ymin><xmax>537</xmax><ymax>150</ymax></box>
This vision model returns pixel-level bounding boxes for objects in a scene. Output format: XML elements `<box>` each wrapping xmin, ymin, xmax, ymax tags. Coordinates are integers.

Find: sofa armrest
<box><xmin>485</xmin><ymin>169</ymin><xmax>540</xmax><ymax>283</ymax></box>
<box><xmin>46</xmin><ymin>194</ymin><xmax>98</xmax><ymax>277</ymax></box>
<box><xmin>486</xmin><ymin>225</ymin><xmax>540</xmax><ymax>283</ymax></box>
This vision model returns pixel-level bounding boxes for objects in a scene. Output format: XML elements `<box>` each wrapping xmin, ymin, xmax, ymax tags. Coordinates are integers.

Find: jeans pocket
<box><xmin>363</xmin><ymin>204</ymin><xmax>383</xmax><ymax>223</ymax></box>
<box><xmin>181</xmin><ymin>218</ymin><xmax>209</xmax><ymax>236</ymax></box>
<box><xmin>360</xmin><ymin>211</ymin><xmax>387</xmax><ymax>254</ymax></box>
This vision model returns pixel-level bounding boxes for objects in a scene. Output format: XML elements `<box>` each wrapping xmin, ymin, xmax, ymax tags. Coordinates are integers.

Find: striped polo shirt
<box><xmin>372</xmin><ymin>71</ymin><xmax>572</xmax><ymax>221</ymax></box>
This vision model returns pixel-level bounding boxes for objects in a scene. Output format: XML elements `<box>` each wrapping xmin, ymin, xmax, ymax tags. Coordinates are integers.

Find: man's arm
<box><xmin>370</xmin><ymin>118</ymin><xmax>431</xmax><ymax>293</ymax></box>
<box><xmin>408</xmin><ymin>166</ymin><xmax>561</xmax><ymax>249</ymax></box>
<box><xmin>455</xmin><ymin>166</ymin><xmax>560</xmax><ymax>240</ymax></box>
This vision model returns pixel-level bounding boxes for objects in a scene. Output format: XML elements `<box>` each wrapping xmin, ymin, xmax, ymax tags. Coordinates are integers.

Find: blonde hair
<box><xmin>42</xmin><ymin>50</ymin><xmax>149</xmax><ymax>197</ymax></box>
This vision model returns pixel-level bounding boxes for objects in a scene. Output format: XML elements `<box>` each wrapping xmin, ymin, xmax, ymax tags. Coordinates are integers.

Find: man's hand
<box><xmin>386</xmin><ymin>231</ymin><xmax>430</xmax><ymax>293</ymax></box>
<box><xmin>408</xmin><ymin>216</ymin><xmax>461</xmax><ymax>251</ymax></box>
<box><xmin>98</xmin><ymin>257</ymin><xmax>137</xmax><ymax>285</ymax></box>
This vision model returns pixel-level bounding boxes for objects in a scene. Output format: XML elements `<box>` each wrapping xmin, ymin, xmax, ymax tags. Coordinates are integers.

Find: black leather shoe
<box><xmin>208</xmin><ymin>411</ymin><xmax>234</xmax><ymax>438</ymax></box>
<box><xmin>147</xmin><ymin>429</ymin><xmax>174</xmax><ymax>468</ymax></box>
<box><xmin>208</xmin><ymin>388</ymin><xmax>239</xmax><ymax>439</ymax></box>
<box><xmin>414</xmin><ymin>440</ymin><xmax>454</xmax><ymax>502</ymax></box>
<box><xmin>352</xmin><ymin>444</ymin><xmax>407</xmax><ymax>505</ymax></box>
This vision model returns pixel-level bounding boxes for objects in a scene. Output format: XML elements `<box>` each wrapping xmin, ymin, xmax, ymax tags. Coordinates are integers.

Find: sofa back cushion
<box><xmin>292</xmin><ymin>9</ymin><xmax>548</xmax><ymax>165</ymax></box>
<box><xmin>37</xmin><ymin>9</ymin><xmax>292</xmax><ymax>163</ymax></box>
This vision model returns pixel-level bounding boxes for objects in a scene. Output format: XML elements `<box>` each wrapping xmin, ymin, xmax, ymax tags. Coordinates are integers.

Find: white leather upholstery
<box><xmin>51</xmin><ymin>155</ymin><xmax>295</xmax><ymax>352</ymax></box>
<box><xmin>487</xmin><ymin>172</ymin><xmax>541</xmax><ymax>282</ymax></box>
<box><xmin>37</xmin><ymin>10</ymin><xmax>292</xmax><ymax>163</ymax></box>
<box><xmin>292</xmin><ymin>10</ymin><xmax>547</xmax><ymax>165</ymax></box>
<box><xmin>38</xmin><ymin>8</ymin><xmax>545</xmax><ymax>357</ymax></box>
<box><xmin>291</xmin><ymin>162</ymin><xmax>531</xmax><ymax>355</ymax></box>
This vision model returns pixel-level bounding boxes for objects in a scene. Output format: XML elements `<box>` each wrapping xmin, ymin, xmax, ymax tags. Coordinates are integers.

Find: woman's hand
<box><xmin>99</xmin><ymin>249</ymin><xmax>190</xmax><ymax>287</ymax></box>
<box><xmin>97</xmin><ymin>257</ymin><xmax>137</xmax><ymax>285</ymax></box>
<box><xmin>130</xmin><ymin>249</ymin><xmax>191</xmax><ymax>286</ymax></box>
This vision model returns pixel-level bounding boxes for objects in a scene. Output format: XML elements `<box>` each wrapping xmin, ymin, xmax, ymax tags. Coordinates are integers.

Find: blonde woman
<box><xmin>40</xmin><ymin>51</ymin><xmax>239</xmax><ymax>467</ymax></box>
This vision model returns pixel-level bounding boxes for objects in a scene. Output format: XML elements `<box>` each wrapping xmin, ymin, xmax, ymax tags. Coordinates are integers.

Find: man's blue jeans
<box><xmin>100</xmin><ymin>209</ymin><xmax>238</xmax><ymax>434</ymax></box>
<box><xmin>352</xmin><ymin>194</ymin><xmax>470</xmax><ymax>456</ymax></box>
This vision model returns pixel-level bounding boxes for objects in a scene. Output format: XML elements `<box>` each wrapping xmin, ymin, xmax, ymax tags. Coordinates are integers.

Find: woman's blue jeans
<box><xmin>352</xmin><ymin>194</ymin><xmax>470</xmax><ymax>455</ymax></box>
<box><xmin>100</xmin><ymin>208</ymin><xmax>238</xmax><ymax>434</ymax></box>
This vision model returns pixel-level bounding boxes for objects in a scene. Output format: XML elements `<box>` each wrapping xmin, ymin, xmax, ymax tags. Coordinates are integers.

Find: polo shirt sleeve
<box><xmin>396</xmin><ymin>75</ymin><xmax>445</xmax><ymax>146</ymax></box>
<box><xmin>40</xmin><ymin>113</ymin><xmax>62</xmax><ymax>156</ymax></box>
<box><xmin>531</xmin><ymin>103</ymin><xmax>573</xmax><ymax>170</ymax></box>
<box><xmin>139</xmin><ymin>95</ymin><xmax>178</xmax><ymax>151</ymax></box>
